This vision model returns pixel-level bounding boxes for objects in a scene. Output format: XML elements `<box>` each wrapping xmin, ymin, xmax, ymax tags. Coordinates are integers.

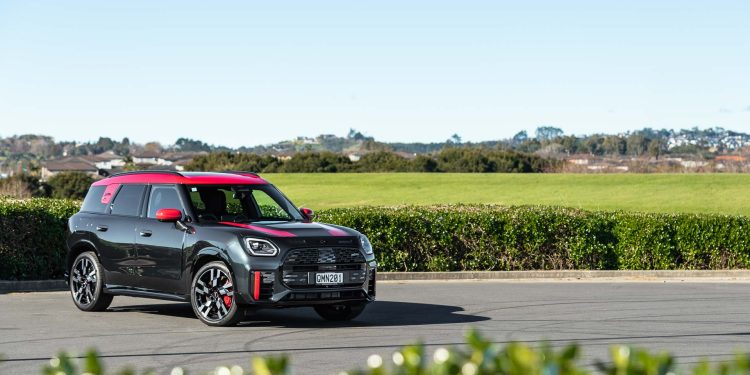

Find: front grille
<box><xmin>285</xmin><ymin>248</ymin><xmax>365</xmax><ymax>265</ymax></box>
<box><xmin>282</xmin><ymin>247</ymin><xmax>367</xmax><ymax>289</ymax></box>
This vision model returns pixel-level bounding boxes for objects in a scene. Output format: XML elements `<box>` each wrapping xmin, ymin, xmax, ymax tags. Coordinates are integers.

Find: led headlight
<box><xmin>243</xmin><ymin>237</ymin><xmax>279</xmax><ymax>256</ymax></box>
<box><xmin>360</xmin><ymin>235</ymin><xmax>374</xmax><ymax>255</ymax></box>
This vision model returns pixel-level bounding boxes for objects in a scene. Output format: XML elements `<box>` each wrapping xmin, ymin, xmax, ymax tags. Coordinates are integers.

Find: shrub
<box><xmin>3</xmin><ymin>200</ymin><xmax>750</xmax><ymax>280</ymax></box>
<box><xmin>318</xmin><ymin>205</ymin><xmax>750</xmax><ymax>272</ymax></box>
<box><xmin>47</xmin><ymin>172</ymin><xmax>95</xmax><ymax>200</ymax></box>
<box><xmin>0</xmin><ymin>198</ymin><xmax>79</xmax><ymax>280</ymax></box>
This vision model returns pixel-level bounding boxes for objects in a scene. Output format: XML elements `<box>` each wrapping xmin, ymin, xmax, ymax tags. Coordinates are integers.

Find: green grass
<box><xmin>263</xmin><ymin>173</ymin><xmax>750</xmax><ymax>215</ymax></box>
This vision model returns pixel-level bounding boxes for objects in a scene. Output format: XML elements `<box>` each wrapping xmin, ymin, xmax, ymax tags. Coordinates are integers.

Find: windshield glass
<box><xmin>187</xmin><ymin>184</ymin><xmax>303</xmax><ymax>223</ymax></box>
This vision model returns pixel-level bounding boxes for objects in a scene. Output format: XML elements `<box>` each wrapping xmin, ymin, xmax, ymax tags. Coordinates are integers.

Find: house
<box><xmin>132</xmin><ymin>151</ymin><xmax>172</xmax><ymax>166</ymax></box>
<box><xmin>41</xmin><ymin>157</ymin><xmax>99</xmax><ymax>180</ymax></box>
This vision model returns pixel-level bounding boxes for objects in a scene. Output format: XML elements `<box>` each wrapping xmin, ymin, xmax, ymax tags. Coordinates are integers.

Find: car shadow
<box><xmin>108</xmin><ymin>300</ymin><xmax>489</xmax><ymax>327</ymax></box>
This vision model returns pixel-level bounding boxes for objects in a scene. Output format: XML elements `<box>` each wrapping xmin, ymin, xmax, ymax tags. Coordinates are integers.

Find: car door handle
<box><xmin>139</xmin><ymin>230</ymin><xmax>153</xmax><ymax>237</ymax></box>
<box><xmin>96</xmin><ymin>225</ymin><xmax>108</xmax><ymax>232</ymax></box>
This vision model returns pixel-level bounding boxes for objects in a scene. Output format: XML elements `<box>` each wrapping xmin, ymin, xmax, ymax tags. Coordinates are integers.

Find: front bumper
<box><xmin>235</xmin><ymin>247</ymin><xmax>377</xmax><ymax>307</ymax></box>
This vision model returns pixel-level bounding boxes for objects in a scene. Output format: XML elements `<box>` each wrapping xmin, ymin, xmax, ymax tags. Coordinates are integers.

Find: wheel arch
<box><xmin>67</xmin><ymin>240</ymin><xmax>100</xmax><ymax>272</ymax></box>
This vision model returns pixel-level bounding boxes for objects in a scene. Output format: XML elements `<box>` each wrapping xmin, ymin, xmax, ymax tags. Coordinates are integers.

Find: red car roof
<box><xmin>92</xmin><ymin>172</ymin><xmax>269</xmax><ymax>186</ymax></box>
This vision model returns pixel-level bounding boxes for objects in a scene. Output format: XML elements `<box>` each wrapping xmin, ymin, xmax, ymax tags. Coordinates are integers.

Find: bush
<box><xmin>29</xmin><ymin>328</ymin><xmax>750</xmax><ymax>374</ymax></box>
<box><xmin>318</xmin><ymin>205</ymin><xmax>750</xmax><ymax>272</ymax></box>
<box><xmin>0</xmin><ymin>198</ymin><xmax>79</xmax><ymax>280</ymax></box>
<box><xmin>3</xmin><ymin>200</ymin><xmax>750</xmax><ymax>280</ymax></box>
<box><xmin>47</xmin><ymin>172</ymin><xmax>94</xmax><ymax>200</ymax></box>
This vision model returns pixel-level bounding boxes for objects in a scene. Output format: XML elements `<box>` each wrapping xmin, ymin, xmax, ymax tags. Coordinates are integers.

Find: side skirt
<box><xmin>104</xmin><ymin>286</ymin><xmax>189</xmax><ymax>302</ymax></box>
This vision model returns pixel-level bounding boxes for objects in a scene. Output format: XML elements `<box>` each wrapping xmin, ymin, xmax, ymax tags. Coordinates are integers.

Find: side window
<box><xmin>80</xmin><ymin>185</ymin><xmax>108</xmax><ymax>213</ymax></box>
<box><xmin>110</xmin><ymin>184</ymin><xmax>146</xmax><ymax>217</ymax></box>
<box><xmin>147</xmin><ymin>186</ymin><xmax>184</xmax><ymax>219</ymax></box>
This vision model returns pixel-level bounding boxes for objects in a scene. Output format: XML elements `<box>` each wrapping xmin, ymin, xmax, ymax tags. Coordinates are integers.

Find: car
<box><xmin>65</xmin><ymin>171</ymin><xmax>376</xmax><ymax>326</ymax></box>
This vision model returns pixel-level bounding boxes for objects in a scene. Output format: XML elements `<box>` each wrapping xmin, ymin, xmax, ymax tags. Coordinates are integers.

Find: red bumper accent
<box><xmin>252</xmin><ymin>271</ymin><xmax>261</xmax><ymax>300</ymax></box>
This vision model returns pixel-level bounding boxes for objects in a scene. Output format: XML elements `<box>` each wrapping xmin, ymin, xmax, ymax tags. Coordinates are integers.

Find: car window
<box><xmin>147</xmin><ymin>185</ymin><xmax>184</xmax><ymax>219</ymax></box>
<box><xmin>252</xmin><ymin>190</ymin><xmax>291</xmax><ymax>219</ymax></box>
<box><xmin>80</xmin><ymin>185</ymin><xmax>108</xmax><ymax>213</ymax></box>
<box><xmin>109</xmin><ymin>184</ymin><xmax>146</xmax><ymax>217</ymax></box>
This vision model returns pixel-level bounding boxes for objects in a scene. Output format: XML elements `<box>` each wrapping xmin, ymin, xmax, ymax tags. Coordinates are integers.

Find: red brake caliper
<box><xmin>223</xmin><ymin>295</ymin><xmax>232</xmax><ymax>307</ymax></box>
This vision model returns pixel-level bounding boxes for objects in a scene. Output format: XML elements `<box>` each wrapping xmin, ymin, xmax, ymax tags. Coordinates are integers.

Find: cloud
<box><xmin>719</xmin><ymin>107</ymin><xmax>732</xmax><ymax>114</ymax></box>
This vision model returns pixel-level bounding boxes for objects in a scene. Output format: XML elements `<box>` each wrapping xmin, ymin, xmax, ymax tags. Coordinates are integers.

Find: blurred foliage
<box><xmin>31</xmin><ymin>329</ymin><xmax>750</xmax><ymax>374</ymax></box>
<box><xmin>47</xmin><ymin>172</ymin><xmax>94</xmax><ymax>200</ymax></box>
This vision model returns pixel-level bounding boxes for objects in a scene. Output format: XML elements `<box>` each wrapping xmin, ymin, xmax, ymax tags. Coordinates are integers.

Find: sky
<box><xmin>0</xmin><ymin>1</ymin><xmax>748</xmax><ymax>148</ymax></box>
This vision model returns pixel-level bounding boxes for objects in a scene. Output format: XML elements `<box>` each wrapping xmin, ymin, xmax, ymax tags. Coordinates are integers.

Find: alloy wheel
<box><xmin>193</xmin><ymin>267</ymin><xmax>235</xmax><ymax>322</ymax></box>
<box><xmin>71</xmin><ymin>257</ymin><xmax>98</xmax><ymax>305</ymax></box>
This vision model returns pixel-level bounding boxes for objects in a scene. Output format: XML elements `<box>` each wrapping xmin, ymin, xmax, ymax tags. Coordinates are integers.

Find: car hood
<box><xmin>215</xmin><ymin>221</ymin><xmax>359</xmax><ymax>239</ymax></box>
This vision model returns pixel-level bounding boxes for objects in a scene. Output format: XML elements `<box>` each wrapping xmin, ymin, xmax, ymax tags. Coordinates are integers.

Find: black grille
<box><xmin>285</xmin><ymin>248</ymin><xmax>365</xmax><ymax>265</ymax></box>
<box><xmin>368</xmin><ymin>269</ymin><xmax>376</xmax><ymax>297</ymax></box>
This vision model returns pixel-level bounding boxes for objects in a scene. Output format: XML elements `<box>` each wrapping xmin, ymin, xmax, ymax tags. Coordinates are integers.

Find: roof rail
<box><xmin>107</xmin><ymin>170</ymin><xmax>185</xmax><ymax>178</ymax></box>
<box><xmin>221</xmin><ymin>170</ymin><xmax>260</xmax><ymax>177</ymax></box>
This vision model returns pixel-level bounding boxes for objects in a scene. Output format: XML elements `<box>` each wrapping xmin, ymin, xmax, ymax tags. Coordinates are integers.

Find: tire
<box><xmin>69</xmin><ymin>251</ymin><xmax>113</xmax><ymax>312</ymax></box>
<box><xmin>314</xmin><ymin>302</ymin><xmax>367</xmax><ymax>322</ymax></box>
<box><xmin>190</xmin><ymin>262</ymin><xmax>244</xmax><ymax>327</ymax></box>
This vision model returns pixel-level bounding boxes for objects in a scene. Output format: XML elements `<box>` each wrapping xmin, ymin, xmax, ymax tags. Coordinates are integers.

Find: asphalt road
<box><xmin>2</xmin><ymin>281</ymin><xmax>750</xmax><ymax>374</ymax></box>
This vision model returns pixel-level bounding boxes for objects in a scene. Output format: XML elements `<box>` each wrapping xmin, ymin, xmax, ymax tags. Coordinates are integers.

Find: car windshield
<box><xmin>187</xmin><ymin>184</ymin><xmax>303</xmax><ymax>223</ymax></box>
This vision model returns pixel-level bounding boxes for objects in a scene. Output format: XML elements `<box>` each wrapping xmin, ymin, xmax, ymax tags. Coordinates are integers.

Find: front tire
<box><xmin>190</xmin><ymin>262</ymin><xmax>244</xmax><ymax>326</ymax></box>
<box><xmin>70</xmin><ymin>251</ymin><xmax>113</xmax><ymax>312</ymax></box>
<box><xmin>314</xmin><ymin>302</ymin><xmax>367</xmax><ymax>321</ymax></box>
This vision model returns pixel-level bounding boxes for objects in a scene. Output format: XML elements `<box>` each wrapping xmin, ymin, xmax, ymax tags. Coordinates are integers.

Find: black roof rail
<box><xmin>107</xmin><ymin>170</ymin><xmax>185</xmax><ymax>178</ymax></box>
<box><xmin>221</xmin><ymin>170</ymin><xmax>260</xmax><ymax>177</ymax></box>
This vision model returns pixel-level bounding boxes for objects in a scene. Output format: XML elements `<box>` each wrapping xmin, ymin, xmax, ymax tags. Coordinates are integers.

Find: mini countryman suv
<box><xmin>65</xmin><ymin>171</ymin><xmax>376</xmax><ymax>326</ymax></box>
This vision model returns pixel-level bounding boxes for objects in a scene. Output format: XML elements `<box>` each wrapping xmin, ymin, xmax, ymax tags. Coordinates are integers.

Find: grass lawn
<box><xmin>263</xmin><ymin>173</ymin><xmax>750</xmax><ymax>215</ymax></box>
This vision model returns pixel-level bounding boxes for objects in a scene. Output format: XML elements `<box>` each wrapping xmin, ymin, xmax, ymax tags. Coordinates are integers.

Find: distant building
<box><xmin>41</xmin><ymin>157</ymin><xmax>100</xmax><ymax>180</ymax></box>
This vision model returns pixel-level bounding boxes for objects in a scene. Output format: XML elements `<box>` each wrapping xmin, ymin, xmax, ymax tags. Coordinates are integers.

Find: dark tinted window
<box><xmin>110</xmin><ymin>184</ymin><xmax>146</xmax><ymax>217</ymax></box>
<box><xmin>80</xmin><ymin>185</ymin><xmax>107</xmax><ymax>213</ymax></box>
<box><xmin>147</xmin><ymin>186</ymin><xmax>183</xmax><ymax>218</ymax></box>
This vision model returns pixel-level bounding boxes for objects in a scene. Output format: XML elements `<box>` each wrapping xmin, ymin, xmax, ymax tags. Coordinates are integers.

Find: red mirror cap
<box><xmin>300</xmin><ymin>207</ymin><xmax>315</xmax><ymax>221</ymax></box>
<box><xmin>156</xmin><ymin>208</ymin><xmax>182</xmax><ymax>222</ymax></box>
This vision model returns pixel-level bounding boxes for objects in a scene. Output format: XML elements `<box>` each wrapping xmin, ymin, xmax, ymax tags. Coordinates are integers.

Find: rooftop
<box><xmin>92</xmin><ymin>171</ymin><xmax>268</xmax><ymax>186</ymax></box>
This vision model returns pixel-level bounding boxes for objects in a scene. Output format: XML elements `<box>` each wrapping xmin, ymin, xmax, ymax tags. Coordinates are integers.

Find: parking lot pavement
<box><xmin>2</xmin><ymin>281</ymin><xmax>750</xmax><ymax>374</ymax></box>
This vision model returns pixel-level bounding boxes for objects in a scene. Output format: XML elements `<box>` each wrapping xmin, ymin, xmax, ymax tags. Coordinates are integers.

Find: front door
<box><xmin>134</xmin><ymin>184</ymin><xmax>187</xmax><ymax>293</ymax></box>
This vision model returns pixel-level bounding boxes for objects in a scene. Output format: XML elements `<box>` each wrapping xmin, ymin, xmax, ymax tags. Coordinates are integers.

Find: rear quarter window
<box><xmin>80</xmin><ymin>185</ymin><xmax>108</xmax><ymax>213</ymax></box>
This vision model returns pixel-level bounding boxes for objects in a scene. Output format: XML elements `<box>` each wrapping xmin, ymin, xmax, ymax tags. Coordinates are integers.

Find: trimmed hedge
<box><xmin>0</xmin><ymin>198</ymin><xmax>80</xmax><ymax>280</ymax></box>
<box><xmin>318</xmin><ymin>205</ymin><xmax>750</xmax><ymax>272</ymax></box>
<box><xmin>2</xmin><ymin>198</ymin><xmax>750</xmax><ymax>280</ymax></box>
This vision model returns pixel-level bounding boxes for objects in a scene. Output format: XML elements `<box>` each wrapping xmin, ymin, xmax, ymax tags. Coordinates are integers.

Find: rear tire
<box><xmin>190</xmin><ymin>262</ymin><xmax>244</xmax><ymax>327</ymax></box>
<box><xmin>314</xmin><ymin>302</ymin><xmax>367</xmax><ymax>321</ymax></box>
<box><xmin>70</xmin><ymin>251</ymin><xmax>113</xmax><ymax>312</ymax></box>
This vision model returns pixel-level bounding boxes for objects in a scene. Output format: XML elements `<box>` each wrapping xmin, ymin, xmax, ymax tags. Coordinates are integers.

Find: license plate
<box><xmin>316</xmin><ymin>272</ymin><xmax>344</xmax><ymax>285</ymax></box>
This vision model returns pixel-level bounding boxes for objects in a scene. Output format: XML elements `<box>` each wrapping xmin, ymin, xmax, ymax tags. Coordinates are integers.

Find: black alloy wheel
<box><xmin>70</xmin><ymin>252</ymin><xmax>113</xmax><ymax>311</ymax></box>
<box><xmin>191</xmin><ymin>262</ymin><xmax>244</xmax><ymax>326</ymax></box>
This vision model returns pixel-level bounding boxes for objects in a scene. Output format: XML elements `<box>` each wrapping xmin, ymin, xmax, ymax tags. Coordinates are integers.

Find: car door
<box><xmin>133</xmin><ymin>184</ymin><xmax>188</xmax><ymax>293</ymax></box>
<box><xmin>95</xmin><ymin>183</ymin><xmax>146</xmax><ymax>288</ymax></box>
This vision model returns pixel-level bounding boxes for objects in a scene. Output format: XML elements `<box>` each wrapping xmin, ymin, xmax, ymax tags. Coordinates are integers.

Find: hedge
<box><xmin>2</xmin><ymin>198</ymin><xmax>750</xmax><ymax>280</ymax></box>
<box><xmin>28</xmin><ymin>328</ymin><xmax>750</xmax><ymax>374</ymax></box>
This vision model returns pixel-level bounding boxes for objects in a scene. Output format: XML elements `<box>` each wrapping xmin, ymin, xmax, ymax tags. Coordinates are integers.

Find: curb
<box><xmin>377</xmin><ymin>270</ymin><xmax>750</xmax><ymax>281</ymax></box>
<box><xmin>0</xmin><ymin>280</ymin><xmax>67</xmax><ymax>293</ymax></box>
<box><xmin>4</xmin><ymin>270</ymin><xmax>750</xmax><ymax>293</ymax></box>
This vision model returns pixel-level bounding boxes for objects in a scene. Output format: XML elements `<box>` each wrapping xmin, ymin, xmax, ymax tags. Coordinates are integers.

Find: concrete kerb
<box><xmin>3</xmin><ymin>270</ymin><xmax>750</xmax><ymax>293</ymax></box>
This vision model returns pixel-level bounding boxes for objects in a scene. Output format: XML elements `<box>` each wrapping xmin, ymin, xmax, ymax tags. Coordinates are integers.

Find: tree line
<box><xmin>185</xmin><ymin>148</ymin><xmax>556</xmax><ymax>173</ymax></box>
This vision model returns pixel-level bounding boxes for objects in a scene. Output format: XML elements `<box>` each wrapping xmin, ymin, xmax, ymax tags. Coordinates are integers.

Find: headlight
<box><xmin>244</xmin><ymin>237</ymin><xmax>279</xmax><ymax>256</ymax></box>
<box><xmin>360</xmin><ymin>235</ymin><xmax>374</xmax><ymax>255</ymax></box>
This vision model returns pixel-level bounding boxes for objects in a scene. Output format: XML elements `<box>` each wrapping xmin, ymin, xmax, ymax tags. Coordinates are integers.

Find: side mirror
<box><xmin>156</xmin><ymin>208</ymin><xmax>182</xmax><ymax>222</ymax></box>
<box><xmin>299</xmin><ymin>207</ymin><xmax>315</xmax><ymax>222</ymax></box>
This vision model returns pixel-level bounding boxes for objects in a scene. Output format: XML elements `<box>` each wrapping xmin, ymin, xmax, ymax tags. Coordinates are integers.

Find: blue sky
<box><xmin>0</xmin><ymin>1</ymin><xmax>748</xmax><ymax>147</ymax></box>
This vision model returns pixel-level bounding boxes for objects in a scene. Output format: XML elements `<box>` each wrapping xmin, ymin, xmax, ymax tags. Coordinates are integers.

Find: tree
<box><xmin>535</xmin><ymin>126</ymin><xmax>564</xmax><ymax>142</ymax></box>
<box><xmin>449</xmin><ymin>134</ymin><xmax>462</xmax><ymax>144</ymax></box>
<box><xmin>511</xmin><ymin>131</ymin><xmax>528</xmax><ymax>146</ymax></box>
<box><xmin>47</xmin><ymin>172</ymin><xmax>94</xmax><ymax>199</ymax></box>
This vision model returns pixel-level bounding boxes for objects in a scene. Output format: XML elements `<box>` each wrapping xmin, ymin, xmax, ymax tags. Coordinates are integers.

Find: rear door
<box><xmin>95</xmin><ymin>184</ymin><xmax>146</xmax><ymax>288</ymax></box>
<box><xmin>133</xmin><ymin>184</ymin><xmax>188</xmax><ymax>293</ymax></box>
